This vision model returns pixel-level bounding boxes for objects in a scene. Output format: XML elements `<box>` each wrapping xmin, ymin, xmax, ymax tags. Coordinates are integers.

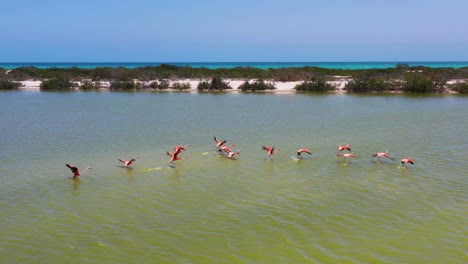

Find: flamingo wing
<box><xmin>221</xmin><ymin>148</ymin><xmax>229</xmax><ymax>154</ymax></box>
<box><xmin>298</xmin><ymin>149</ymin><xmax>311</xmax><ymax>155</ymax></box>
<box><xmin>66</xmin><ymin>164</ymin><xmax>78</xmax><ymax>173</ymax></box>
<box><xmin>220</xmin><ymin>146</ymin><xmax>232</xmax><ymax>152</ymax></box>
<box><xmin>384</xmin><ymin>154</ymin><xmax>394</xmax><ymax>160</ymax></box>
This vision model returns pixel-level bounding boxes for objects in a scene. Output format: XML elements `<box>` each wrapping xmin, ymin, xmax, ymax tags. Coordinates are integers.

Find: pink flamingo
<box><xmin>400</xmin><ymin>157</ymin><xmax>414</xmax><ymax>167</ymax></box>
<box><xmin>66</xmin><ymin>164</ymin><xmax>92</xmax><ymax>180</ymax></box>
<box><xmin>218</xmin><ymin>146</ymin><xmax>233</xmax><ymax>153</ymax></box>
<box><xmin>166</xmin><ymin>151</ymin><xmax>186</xmax><ymax>164</ymax></box>
<box><xmin>297</xmin><ymin>148</ymin><xmax>312</xmax><ymax>158</ymax></box>
<box><xmin>372</xmin><ymin>149</ymin><xmax>394</xmax><ymax>162</ymax></box>
<box><xmin>338</xmin><ymin>152</ymin><xmax>357</xmax><ymax>163</ymax></box>
<box><xmin>221</xmin><ymin>148</ymin><xmax>241</xmax><ymax>159</ymax></box>
<box><xmin>214</xmin><ymin>136</ymin><xmax>228</xmax><ymax>148</ymax></box>
<box><xmin>337</xmin><ymin>144</ymin><xmax>351</xmax><ymax>155</ymax></box>
<box><xmin>262</xmin><ymin>145</ymin><xmax>279</xmax><ymax>159</ymax></box>
<box><xmin>339</xmin><ymin>153</ymin><xmax>357</xmax><ymax>158</ymax></box>
<box><xmin>174</xmin><ymin>144</ymin><xmax>190</xmax><ymax>155</ymax></box>
<box><xmin>118</xmin><ymin>157</ymin><xmax>139</xmax><ymax>168</ymax></box>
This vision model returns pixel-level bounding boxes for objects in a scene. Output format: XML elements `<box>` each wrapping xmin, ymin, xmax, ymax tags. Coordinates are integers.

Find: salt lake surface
<box><xmin>0</xmin><ymin>91</ymin><xmax>467</xmax><ymax>263</ymax></box>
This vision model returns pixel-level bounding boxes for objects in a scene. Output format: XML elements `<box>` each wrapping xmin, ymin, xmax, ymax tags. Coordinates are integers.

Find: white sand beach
<box><xmin>16</xmin><ymin>80</ymin><xmax>42</xmax><ymax>90</ymax></box>
<box><xmin>16</xmin><ymin>78</ymin><xmax>353</xmax><ymax>93</ymax></box>
<box><xmin>14</xmin><ymin>77</ymin><xmax>464</xmax><ymax>93</ymax></box>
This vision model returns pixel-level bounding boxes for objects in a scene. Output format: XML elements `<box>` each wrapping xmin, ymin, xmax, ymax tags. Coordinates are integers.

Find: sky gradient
<box><xmin>1</xmin><ymin>0</ymin><xmax>467</xmax><ymax>62</ymax></box>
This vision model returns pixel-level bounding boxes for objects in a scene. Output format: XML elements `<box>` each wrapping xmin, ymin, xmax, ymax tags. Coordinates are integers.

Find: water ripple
<box><xmin>1</xmin><ymin>93</ymin><xmax>467</xmax><ymax>263</ymax></box>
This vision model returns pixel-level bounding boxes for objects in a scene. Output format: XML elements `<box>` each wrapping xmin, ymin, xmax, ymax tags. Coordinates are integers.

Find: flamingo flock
<box><xmin>66</xmin><ymin>136</ymin><xmax>415</xmax><ymax>179</ymax></box>
<box><xmin>214</xmin><ymin>136</ymin><xmax>241</xmax><ymax>159</ymax></box>
<box><xmin>166</xmin><ymin>143</ymin><xmax>190</xmax><ymax>165</ymax></box>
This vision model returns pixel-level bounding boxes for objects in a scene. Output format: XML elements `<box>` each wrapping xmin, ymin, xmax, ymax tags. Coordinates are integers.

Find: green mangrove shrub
<box><xmin>143</xmin><ymin>79</ymin><xmax>170</xmax><ymax>89</ymax></box>
<box><xmin>345</xmin><ymin>77</ymin><xmax>401</xmax><ymax>92</ymax></box>
<box><xmin>403</xmin><ymin>75</ymin><xmax>445</xmax><ymax>93</ymax></box>
<box><xmin>197</xmin><ymin>81</ymin><xmax>210</xmax><ymax>90</ymax></box>
<box><xmin>450</xmin><ymin>81</ymin><xmax>468</xmax><ymax>93</ymax></box>
<box><xmin>8</xmin><ymin>67</ymin><xmax>41</xmax><ymax>80</ymax></box>
<box><xmin>91</xmin><ymin>67</ymin><xmax>113</xmax><ymax>80</ymax></box>
<box><xmin>79</xmin><ymin>80</ymin><xmax>100</xmax><ymax>90</ymax></box>
<box><xmin>110</xmin><ymin>79</ymin><xmax>140</xmax><ymax>91</ymax></box>
<box><xmin>0</xmin><ymin>80</ymin><xmax>21</xmax><ymax>90</ymax></box>
<box><xmin>40</xmin><ymin>77</ymin><xmax>76</xmax><ymax>90</ymax></box>
<box><xmin>239</xmin><ymin>79</ymin><xmax>276</xmax><ymax>92</ymax></box>
<box><xmin>197</xmin><ymin>77</ymin><xmax>232</xmax><ymax>91</ymax></box>
<box><xmin>171</xmin><ymin>82</ymin><xmax>191</xmax><ymax>91</ymax></box>
<box><xmin>294</xmin><ymin>78</ymin><xmax>334</xmax><ymax>92</ymax></box>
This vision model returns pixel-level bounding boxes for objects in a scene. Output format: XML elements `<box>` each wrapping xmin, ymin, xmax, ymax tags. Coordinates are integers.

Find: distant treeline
<box><xmin>1</xmin><ymin>64</ymin><xmax>468</xmax><ymax>93</ymax></box>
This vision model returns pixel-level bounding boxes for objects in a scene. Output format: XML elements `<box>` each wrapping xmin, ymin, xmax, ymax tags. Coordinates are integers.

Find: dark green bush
<box><xmin>239</xmin><ymin>79</ymin><xmax>276</xmax><ymax>91</ymax></box>
<box><xmin>91</xmin><ymin>67</ymin><xmax>113</xmax><ymax>80</ymax></box>
<box><xmin>8</xmin><ymin>67</ymin><xmax>41</xmax><ymax>80</ymax></box>
<box><xmin>197</xmin><ymin>81</ymin><xmax>210</xmax><ymax>90</ymax></box>
<box><xmin>158</xmin><ymin>79</ymin><xmax>170</xmax><ymax>89</ymax></box>
<box><xmin>238</xmin><ymin>81</ymin><xmax>251</xmax><ymax>91</ymax></box>
<box><xmin>450</xmin><ymin>81</ymin><xmax>468</xmax><ymax>93</ymax></box>
<box><xmin>40</xmin><ymin>77</ymin><xmax>76</xmax><ymax>90</ymax></box>
<box><xmin>197</xmin><ymin>77</ymin><xmax>232</xmax><ymax>91</ymax></box>
<box><xmin>403</xmin><ymin>74</ymin><xmax>445</xmax><ymax>93</ymax></box>
<box><xmin>144</xmin><ymin>79</ymin><xmax>170</xmax><ymax>89</ymax></box>
<box><xmin>0</xmin><ymin>80</ymin><xmax>21</xmax><ymax>90</ymax></box>
<box><xmin>171</xmin><ymin>82</ymin><xmax>191</xmax><ymax>90</ymax></box>
<box><xmin>79</xmin><ymin>80</ymin><xmax>100</xmax><ymax>90</ymax></box>
<box><xmin>110</xmin><ymin>79</ymin><xmax>140</xmax><ymax>91</ymax></box>
<box><xmin>210</xmin><ymin>77</ymin><xmax>232</xmax><ymax>90</ymax></box>
<box><xmin>345</xmin><ymin>77</ymin><xmax>401</xmax><ymax>92</ymax></box>
<box><xmin>295</xmin><ymin>78</ymin><xmax>334</xmax><ymax>92</ymax></box>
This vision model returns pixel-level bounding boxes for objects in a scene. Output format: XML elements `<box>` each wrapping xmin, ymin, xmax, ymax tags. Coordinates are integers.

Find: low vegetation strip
<box><xmin>1</xmin><ymin>64</ymin><xmax>467</xmax><ymax>93</ymax></box>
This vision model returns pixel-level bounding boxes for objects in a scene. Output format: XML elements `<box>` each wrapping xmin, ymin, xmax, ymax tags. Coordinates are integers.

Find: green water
<box><xmin>0</xmin><ymin>91</ymin><xmax>467</xmax><ymax>263</ymax></box>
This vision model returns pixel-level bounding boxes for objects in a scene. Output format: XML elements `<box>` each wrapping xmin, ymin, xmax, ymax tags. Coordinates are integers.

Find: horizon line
<box><xmin>2</xmin><ymin>60</ymin><xmax>468</xmax><ymax>63</ymax></box>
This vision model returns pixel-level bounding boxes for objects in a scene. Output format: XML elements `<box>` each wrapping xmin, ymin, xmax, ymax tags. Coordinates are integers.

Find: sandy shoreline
<box><xmin>13</xmin><ymin>77</ymin><xmax>464</xmax><ymax>93</ymax></box>
<box><xmin>15</xmin><ymin>78</ymin><xmax>351</xmax><ymax>92</ymax></box>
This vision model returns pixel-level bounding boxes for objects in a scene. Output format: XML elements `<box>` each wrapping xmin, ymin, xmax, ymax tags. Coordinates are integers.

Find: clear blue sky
<box><xmin>1</xmin><ymin>0</ymin><xmax>467</xmax><ymax>62</ymax></box>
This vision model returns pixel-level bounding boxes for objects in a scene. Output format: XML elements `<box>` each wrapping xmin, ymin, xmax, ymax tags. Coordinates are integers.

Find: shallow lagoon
<box><xmin>0</xmin><ymin>91</ymin><xmax>467</xmax><ymax>263</ymax></box>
